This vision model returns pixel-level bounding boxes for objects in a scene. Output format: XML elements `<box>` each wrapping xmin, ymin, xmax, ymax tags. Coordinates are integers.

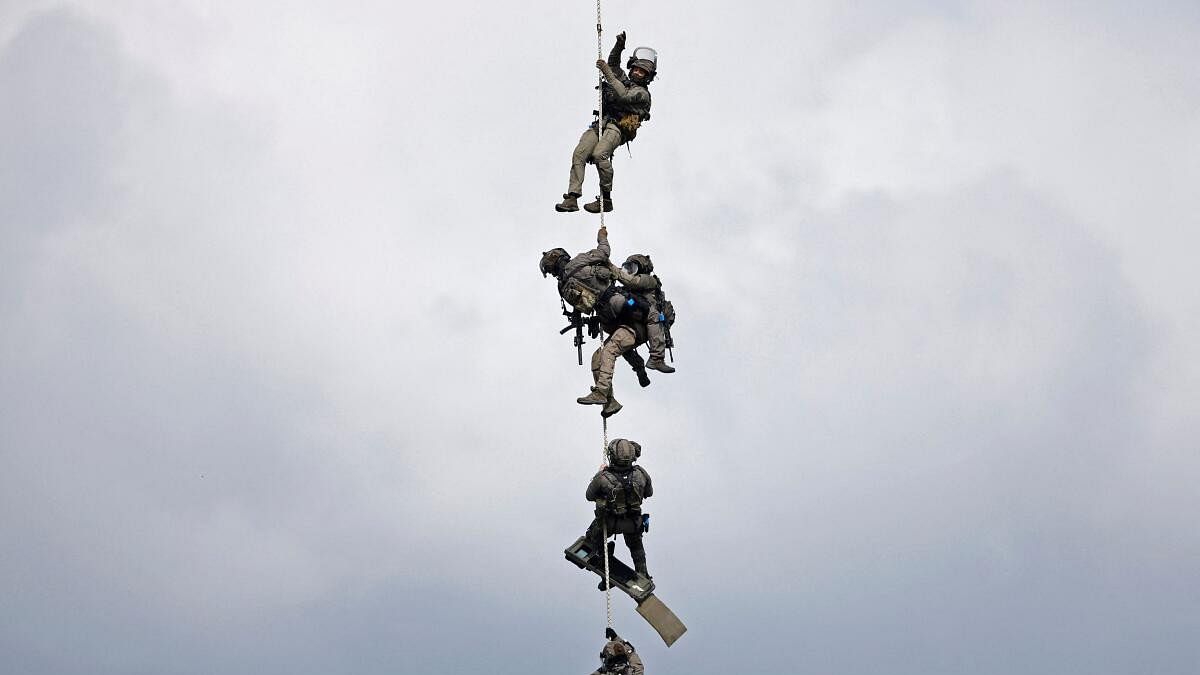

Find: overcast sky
<box><xmin>2</xmin><ymin>2</ymin><xmax>1199</xmax><ymax>674</ymax></box>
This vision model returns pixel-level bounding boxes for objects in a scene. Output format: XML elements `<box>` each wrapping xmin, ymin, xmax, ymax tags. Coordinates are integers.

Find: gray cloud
<box><xmin>1</xmin><ymin>2</ymin><xmax>1198</xmax><ymax>674</ymax></box>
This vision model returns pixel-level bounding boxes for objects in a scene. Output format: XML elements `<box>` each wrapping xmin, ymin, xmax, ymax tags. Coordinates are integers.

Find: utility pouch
<box><xmin>562</xmin><ymin>278</ymin><xmax>598</xmax><ymax>312</ymax></box>
<box><xmin>660</xmin><ymin>299</ymin><xmax>676</xmax><ymax>329</ymax></box>
<box><xmin>615</xmin><ymin>113</ymin><xmax>641</xmax><ymax>141</ymax></box>
<box><xmin>642</xmin><ymin>513</ymin><xmax>650</xmax><ymax>533</ymax></box>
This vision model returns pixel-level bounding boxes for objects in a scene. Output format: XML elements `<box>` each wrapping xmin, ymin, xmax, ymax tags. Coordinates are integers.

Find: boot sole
<box><xmin>555</xmin><ymin>206</ymin><xmax>579</xmax><ymax>212</ymax></box>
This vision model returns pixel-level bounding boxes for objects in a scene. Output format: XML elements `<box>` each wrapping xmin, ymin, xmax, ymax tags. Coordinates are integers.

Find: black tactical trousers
<box><xmin>585</xmin><ymin>514</ymin><xmax>647</xmax><ymax>573</ymax></box>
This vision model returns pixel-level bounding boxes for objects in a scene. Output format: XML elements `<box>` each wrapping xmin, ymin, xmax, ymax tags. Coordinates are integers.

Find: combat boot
<box><xmin>634</xmin><ymin>365</ymin><xmax>651</xmax><ymax>388</ymax></box>
<box><xmin>555</xmin><ymin>192</ymin><xmax>581</xmax><ymax>212</ymax></box>
<box><xmin>577</xmin><ymin>388</ymin><xmax>609</xmax><ymax>405</ymax></box>
<box><xmin>601</xmin><ymin>397</ymin><xmax>623</xmax><ymax>418</ymax></box>
<box><xmin>583</xmin><ymin>192</ymin><xmax>613</xmax><ymax>213</ymax></box>
<box><xmin>635</xmin><ymin>562</ymin><xmax>652</xmax><ymax>579</ymax></box>
<box><xmin>646</xmin><ymin>358</ymin><xmax>675</xmax><ymax>374</ymax></box>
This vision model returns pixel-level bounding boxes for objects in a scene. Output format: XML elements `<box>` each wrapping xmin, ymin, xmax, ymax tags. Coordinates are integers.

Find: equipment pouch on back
<box><xmin>562</xmin><ymin>278</ymin><xmax>599</xmax><ymax>312</ymax></box>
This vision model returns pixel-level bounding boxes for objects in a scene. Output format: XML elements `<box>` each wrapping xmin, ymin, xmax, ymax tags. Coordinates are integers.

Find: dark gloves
<box><xmin>608</xmin><ymin>32</ymin><xmax>626</xmax><ymax>63</ymax></box>
<box><xmin>606</xmin><ymin>627</ymin><xmax>618</xmax><ymax>640</ymax></box>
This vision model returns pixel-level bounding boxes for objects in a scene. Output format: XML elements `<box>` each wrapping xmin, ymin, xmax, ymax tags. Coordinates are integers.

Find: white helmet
<box><xmin>626</xmin><ymin>47</ymin><xmax>657</xmax><ymax>82</ymax></box>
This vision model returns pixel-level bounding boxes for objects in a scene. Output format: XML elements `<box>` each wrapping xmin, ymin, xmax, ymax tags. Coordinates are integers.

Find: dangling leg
<box><xmin>559</xmin><ymin>128</ymin><xmax>598</xmax><ymax>212</ymax></box>
<box><xmin>645</xmin><ymin>323</ymin><xmax>674</xmax><ymax>373</ymax></box>
<box><xmin>624</xmin><ymin>530</ymin><xmax>649</xmax><ymax>579</ymax></box>
<box><xmin>643</xmin><ymin>298</ymin><xmax>674</xmax><ymax>373</ymax></box>
<box><xmin>584</xmin><ymin>516</ymin><xmax>605</xmax><ymax>551</ymax></box>
<box><xmin>585</xmin><ymin>516</ymin><xmax>618</xmax><ymax>591</ymax></box>
<box><xmin>579</xmin><ymin>326</ymin><xmax>636</xmax><ymax>417</ymax></box>
<box><xmin>584</xmin><ymin>124</ymin><xmax>623</xmax><ymax>213</ymax></box>
<box><xmin>622</xmin><ymin>348</ymin><xmax>651</xmax><ymax>388</ymax></box>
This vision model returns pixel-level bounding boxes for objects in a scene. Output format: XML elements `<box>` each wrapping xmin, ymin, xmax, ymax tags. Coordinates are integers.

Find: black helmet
<box><xmin>606</xmin><ymin>439</ymin><xmax>641</xmax><ymax>467</ymax></box>
<box><xmin>539</xmin><ymin>248</ymin><xmax>570</xmax><ymax>277</ymax></box>
<box><xmin>626</xmin><ymin>46</ymin><xmax>657</xmax><ymax>82</ymax></box>
<box><xmin>622</xmin><ymin>253</ymin><xmax>653</xmax><ymax>275</ymax></box>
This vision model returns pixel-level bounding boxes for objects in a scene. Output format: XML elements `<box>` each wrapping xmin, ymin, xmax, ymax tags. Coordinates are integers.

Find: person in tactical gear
<box><xmin>589</xmin><ymin>628</ymin><xmax>645</xmax><ymax>675</ymax></box>
<box><xmin>584</xmin><ymin>439</ymin><xmax>653</xmax><ymax>581</ymax></box>
<box><xmin>611</xmin><ymin>253</ymin><xmax>674</xmax><ymax>374</ymax></box>
<box><xmin>541</xmin><ymin>227</ymin><xmax>651</xmax><ymax>409</ymax></box>
<box><xmin>556</xmin><ymin>31</ymin><xmax>657</xmax><ymax>214</ymax></box>
<box><xmin>541</xmin><ymin>225</ymin><xmax>614</xmax><ymax>304</ymax></box>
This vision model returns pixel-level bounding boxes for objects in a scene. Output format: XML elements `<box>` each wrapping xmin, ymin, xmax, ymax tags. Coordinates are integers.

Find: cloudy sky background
<box><xmin>2</xmin><ymin>1</ymin><xmax>1198</xmax><ymax>673</ymax></box>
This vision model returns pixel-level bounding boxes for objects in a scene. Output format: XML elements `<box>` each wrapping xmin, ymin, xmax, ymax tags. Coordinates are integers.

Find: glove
<box><xmin>606</xmin><ymin>627</ymin><xmax>618</xmax><ymax>640</ymax></box>
<box><xmin>614</xmin><ymin>32</ymin><xmax>626</xmax><ymax>49</ymax></box>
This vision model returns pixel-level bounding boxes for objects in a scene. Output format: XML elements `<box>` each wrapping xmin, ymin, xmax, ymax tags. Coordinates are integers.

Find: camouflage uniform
<box><xmin>612</xmin><ymin>263</ymin><xmax>669</xmax><ymax>365</ymax></box>
<box><xmin>564</xmin><ymin>40</ymin><xmax>652</xmax><ymax>202</ymax></box>
<box><xmin>546</xmin><ymin>229</ymin><xmax>649</xmax><ymax>399</ymax></box>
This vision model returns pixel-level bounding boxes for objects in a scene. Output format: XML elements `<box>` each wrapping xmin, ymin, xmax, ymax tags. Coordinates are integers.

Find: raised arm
<box><xmin>595</xmin><ymin>226</ymin><xmax>611</xmax><ymax>257</ymax></box>
<box><xmin>607</xmin><ymin>31</ymin><xmax>626</xmax><ymax>69</ymax></box>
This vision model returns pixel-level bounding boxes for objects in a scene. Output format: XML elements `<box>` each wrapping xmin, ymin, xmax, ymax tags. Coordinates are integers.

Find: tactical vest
<box><xmin>602</xmin><ymin>81</ymin><xmax>652</xmax><ymax>120</ymax></box>
<box><xmin>601</xmin><ymin>81</ymin><xmax>651</xmax><ymax>141</ymax></box>
<box><xmin>596</xmin><ymin>468</ymin><xmax>647</xmax><ymax>516</ymax></box>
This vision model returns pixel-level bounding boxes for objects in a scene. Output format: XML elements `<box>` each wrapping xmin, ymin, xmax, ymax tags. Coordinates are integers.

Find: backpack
<box><xmin>559</xmin><ymin>263</ymin><xmax>613</xmax><ymax>313</ymax></box>
<box><xmin>598</xmin><ymin>468</ymin><xmax>646</xmax><ymax>516</ymax></box>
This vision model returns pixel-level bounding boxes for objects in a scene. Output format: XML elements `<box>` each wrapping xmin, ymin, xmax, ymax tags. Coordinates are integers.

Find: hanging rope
<box><xmin>595</xmin><ymin>0</ymin><xmax>607</xmax><ymax>225</ymax></box>
<box><xmin>602</xmin><ymin>520</ymin><xmax>613</xmax><ymax>629</ymax></box>
<box><xmin>596</xmin><ymin>0</ymin><xmax>612</xmax><ymax>634</ymax></box>
<box><xmin>601</xmin><ymin>415</ymin><xmax>612</xmax><ymax>628</ymax></box>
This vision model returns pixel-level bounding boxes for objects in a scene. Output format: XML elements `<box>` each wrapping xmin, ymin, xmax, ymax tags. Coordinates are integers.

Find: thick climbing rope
<box><xmin>595</xmin><ymin>0</ymin><xmax>612</xmax><ymax>634</ymax></box>
<box><xmin>602</xmin><ymin>520</ymin><xmax>613</xmax><ymax>629</ymax></box>
<box><xmin>595</xmin><ymin>0</ymin><xmax>607</xmax><ymax>225</ymax></box>
<box><xmin>601</xmin><ymin>416</ymin><xmax>613</xmax><ymax>629</ymax></box>
<box><xmin>602</xmin><ymin>416</ymin><xmax>610</xmax><ymax>466</ymax></box>
<box><xmin>598</xmin><ymin>0</ymin><xmax>611</xmax><ymax>620</ymax></box>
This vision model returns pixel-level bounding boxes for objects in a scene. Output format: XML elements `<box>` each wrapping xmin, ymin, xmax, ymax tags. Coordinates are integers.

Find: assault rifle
<box><xmin>560</xmin><ymin>307</ymin><xmax>602</xmax><ymax>365</ymax></box>
<box><xmin>663</xmin><ymin>319</ymin><xmax>674</xmax><ymax>363</ymax></box>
